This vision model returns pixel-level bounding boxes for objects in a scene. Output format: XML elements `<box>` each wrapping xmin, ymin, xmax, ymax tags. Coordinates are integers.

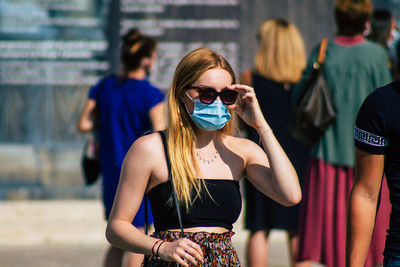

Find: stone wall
<box><xmin>0</xmin><ymin>0</ymin><xmax>394</xmax><ymax>200</ymax></box>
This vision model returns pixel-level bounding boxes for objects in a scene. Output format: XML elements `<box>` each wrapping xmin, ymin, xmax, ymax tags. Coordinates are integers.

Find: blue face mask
<box><xmin>185</xmin><ymin>93</ymin><xmax>231</xmax><ymax>131</ymax></box>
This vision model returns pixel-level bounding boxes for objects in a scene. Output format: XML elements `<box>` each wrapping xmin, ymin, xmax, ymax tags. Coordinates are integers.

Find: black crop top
<box><xmin>147</xmin><ymin>179</ymin><xmax>242</xmax><ymax>231</ymax></box>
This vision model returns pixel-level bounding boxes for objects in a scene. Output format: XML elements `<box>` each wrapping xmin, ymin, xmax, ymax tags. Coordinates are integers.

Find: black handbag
<box><xmin>81</xmin><ymin>131</ymin><xmax>101</xmax><ymax>185</ymax></box>
<box><xmin>143</xmin><ymin>131</ymin><xmax>183</xmax><ymax>267</ymax></box>
<box><xmin>81</xmin><ymin>107</ymin><xmax>101</xmax><ymax>186</ymax></box>
<box><xmin>290</xmin><ymin>38</ymin><xmax>337</xmax><ymax>144</ymax></box>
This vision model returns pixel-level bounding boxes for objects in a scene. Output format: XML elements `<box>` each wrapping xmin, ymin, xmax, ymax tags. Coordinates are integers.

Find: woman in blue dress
<box><xmin>78</xmin><ymin>29</ymin><xmax>166</xmax><ymax>267</ymax></box>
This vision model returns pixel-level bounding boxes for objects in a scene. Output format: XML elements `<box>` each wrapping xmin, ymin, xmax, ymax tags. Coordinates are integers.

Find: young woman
<box><xmin>78</xmin><ymin>29</ymin><xmax>165</xmax><ymax>267</ymax></box>
<box><xmin>240</xmin><ymin>18</ymin><xmax>310</xmax><ymax>267</ymax></box>
<box><xmin>106</xmin><ymin>47</ymin><xmax>301</xmax><ymax>266</ymax></box>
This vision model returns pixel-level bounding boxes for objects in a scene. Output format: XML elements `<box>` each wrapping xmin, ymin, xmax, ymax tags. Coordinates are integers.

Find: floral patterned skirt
<box><xmin>142</xmin><ymin>230</ymin><xmax>241</xmax><ymax>266</ymax></box>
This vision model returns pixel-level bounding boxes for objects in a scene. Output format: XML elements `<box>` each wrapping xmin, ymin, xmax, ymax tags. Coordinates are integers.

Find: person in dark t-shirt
<box><xmin>346</xmin><ymin>80</ymin><xmax>400</xmax><ymax>266</ymax></box>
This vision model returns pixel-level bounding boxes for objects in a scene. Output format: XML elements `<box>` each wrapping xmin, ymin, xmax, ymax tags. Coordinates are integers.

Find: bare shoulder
<box><xmin>122</xmin><ymin>132</ymin><xmax>169</xmax><ymax>191</ymax></box>
<box><xmin>125</xmin><ymin>132</ymin><xmax>164</xmax><ymax>162</ymax></box>
<box><xmin>222</xmin><ymin>134</ymin><xmax>262</xmax><ymax>157</ymax></box>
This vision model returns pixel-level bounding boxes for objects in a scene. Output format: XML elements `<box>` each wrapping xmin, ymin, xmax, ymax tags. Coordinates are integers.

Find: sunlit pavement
<box><xmin>0</xmin><ymin>200</ymin><xmax>321</xmax><ymax>267</ymax></box>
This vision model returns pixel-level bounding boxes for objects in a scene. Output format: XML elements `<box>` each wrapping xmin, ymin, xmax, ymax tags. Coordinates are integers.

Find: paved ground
<box><xmin>0</xmin><ymin>200</ymin><xmax>320</xmax><ymax>267</ymax></box>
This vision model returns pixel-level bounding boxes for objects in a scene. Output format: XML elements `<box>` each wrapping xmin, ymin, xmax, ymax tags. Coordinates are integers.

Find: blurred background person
<box><xmin>240</xmin><ymin>18</ymin><xmax>310</xmax><ymax>267</ymax></box>
<box><xmin>368</xmin><ymin>8</ymin><xmax>400</xmax><ymax>79</ymax></box>
<box><xmin>293</xmin><ymin>1</ymin><xmax>392</xmax><ymax>267</ymax></box>
<box><xmin>77</xmin><ymin>28</ymin><xmax>166</xmax><ymax>267</ymax></box>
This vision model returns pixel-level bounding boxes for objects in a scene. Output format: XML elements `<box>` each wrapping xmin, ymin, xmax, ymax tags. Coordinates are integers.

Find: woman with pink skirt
<box><xmin>293</xmin><ymin>0</ymin><xmax>392</xmax><ymax>266</ymax></box>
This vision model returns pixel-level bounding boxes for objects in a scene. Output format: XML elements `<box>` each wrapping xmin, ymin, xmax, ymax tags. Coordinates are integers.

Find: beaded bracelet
<box><xmin>156</xmin><ymin>241</ymin><xmax>166</xmax><ymax>257</ymax></box>
<box><xmin>151</xmin><ymin>240</ymin><xmax>163</xmax><ymax>256</ymax></box>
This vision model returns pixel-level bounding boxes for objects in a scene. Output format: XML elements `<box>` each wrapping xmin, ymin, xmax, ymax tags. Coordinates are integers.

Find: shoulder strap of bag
<box><xmin>317</xmin><ymin>38</ymin><xmax>328</xmax><ymax>65</ymax></box>
<box><xmin>144</xmin><ymin>130</ymin><xmax>174</xmax><ymax>235</ymax></box>
<box><xmin>294</xmin><ymin>38</ymin><xmax>329</xmax><ymax>107</ymax></box>
<box><xmin>143</xmin><ymin>132</ymin><xmax>184</xmax><ymax>266</ymax></box>
<box><xmin>159</xmin><ymin>131</ymin><xmax>172</xmax><ymax>176</ymax></box>
<box><xmin>159</xmin><ymin>131</ymin><xmax>185</xmax><ymax>235</ymax></box>
<box><xmin>143</xmin><ymin>194</ymin><xmax>149</xmax><ymax>266</ymax></box>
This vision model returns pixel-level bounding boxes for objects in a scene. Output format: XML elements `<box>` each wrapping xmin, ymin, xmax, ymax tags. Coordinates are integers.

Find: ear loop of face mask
<box><xmin>184</xmin><ymin>91</ymin><xmax>193</xmax><ymax>114</ymax></box>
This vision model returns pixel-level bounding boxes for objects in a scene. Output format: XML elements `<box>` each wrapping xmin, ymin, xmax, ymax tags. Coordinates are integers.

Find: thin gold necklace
<box><xmin>196</xmin><ymin>150</ymin><xmax>218</xmax><ymax>164</ymax></box>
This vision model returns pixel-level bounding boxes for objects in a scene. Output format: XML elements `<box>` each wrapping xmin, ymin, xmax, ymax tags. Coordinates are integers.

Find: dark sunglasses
<box><xmin>190</xmin><ymin>86</ymin><xmax>238</xmax><ymax>105</ymax></box>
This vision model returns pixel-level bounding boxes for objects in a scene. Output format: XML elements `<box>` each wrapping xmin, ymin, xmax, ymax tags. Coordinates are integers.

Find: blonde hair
<box><xmin>166</xmin><ymin>48</ymin><xmax>237</xmax><ymax>210</ymax></box>
<box><xmin>254</xmin><ymin>18</ymin><xmax>306</xmax><ymax>83</ymax></box>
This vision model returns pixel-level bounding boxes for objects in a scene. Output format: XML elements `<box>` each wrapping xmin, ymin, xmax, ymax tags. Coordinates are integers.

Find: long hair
<box><xmin>254</xmin><ymin>18</ymin><xmax>306</xmax><ymax>83</ymax></box>
<box><xmin>166</xmin><ymin>48</ymin><xmax>237</xmax><ymax>210</ymax></box>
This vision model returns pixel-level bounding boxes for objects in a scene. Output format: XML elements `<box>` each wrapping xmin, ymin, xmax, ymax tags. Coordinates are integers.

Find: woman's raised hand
<box><xmin>228</xmin><ymin>84</ymin><xmax>267</xmax><ymax>130</ymax></box>
<box><xmin>158</xmin><ymin>238</ymin><xmax>204</xmax><ymax>266</ymax></box>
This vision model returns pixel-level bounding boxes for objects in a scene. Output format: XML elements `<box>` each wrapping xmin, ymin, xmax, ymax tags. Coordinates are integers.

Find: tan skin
<box><xmin>77</xmin><ymin>53</ymin><xmax>166</xmax><ymax>134</ymax></box>
<box><xmin>77</xmin><ymin>54</ymin><xmax>165</xmax><ymax>267</ymax></box>
<box><xmin>346</xmin><ymin>149</ymin><xmax>385</xmax><ymax>267</ymax></box>
<box><xmin>240</xmin><ymin>71</ymin><xmax>310</xmax><ymax>267</ymax></box>
<box><xmin>106</xmin><ymin>68</ymin><xmax>301</xmax><ymax>266</ymax></box>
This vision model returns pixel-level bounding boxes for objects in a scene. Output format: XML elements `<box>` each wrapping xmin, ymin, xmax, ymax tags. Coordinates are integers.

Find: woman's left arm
<box><xmin>77</xmin><ymin>99</ymin><xmax>97</xmax><ymax>133</ymax></box>
<box><xmin>251</xmin><ymin>127</ymin><xmax>301</xmax><ymax>206</ymax></box>
<box><xmin>228</xmin><ymin>84</ymin><xmax>301</xmax><ymax>206</ymax></box>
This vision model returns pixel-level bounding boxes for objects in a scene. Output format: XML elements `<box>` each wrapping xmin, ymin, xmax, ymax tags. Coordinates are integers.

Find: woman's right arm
<box><xmin>228</xmin><ymin>84</ymin><xmax>302</xmax><ymax>206</ymax></box>
<box><xmin>105</xmin><ymin>133</ymin><xmax>203</xmax><ymax>266</ymax></box>
<box><xmin>105</xmin><ymin>134</ymin><xmax>158</xmax><ymax>254</ymax></box>
<box><xmin>77</xmin><ymin>99</ymin><xmax>96</xmax><ymax>132</ymax></box>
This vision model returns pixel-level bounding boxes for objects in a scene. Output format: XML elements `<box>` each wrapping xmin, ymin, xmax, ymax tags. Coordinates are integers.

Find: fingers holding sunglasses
<box><xmin>228</xmin><ymin>84</ymin><xmax>256</xmax><ymax>97</ymax></box>
<box><xmin>228</xmin><ymin>84</ymin><xmax>267</xmax><ymax>129</ymax></box>
<box><xmin>228</xmin><ymin>84</ymin><xmax>259</xmax><ymax>107</ymax></box>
